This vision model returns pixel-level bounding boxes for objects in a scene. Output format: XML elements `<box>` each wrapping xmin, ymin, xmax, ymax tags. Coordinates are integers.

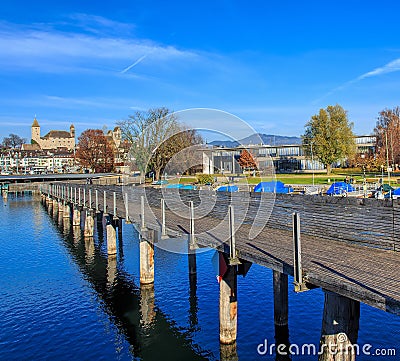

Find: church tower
<box><xmin>31</xmin><ymin>117</ymin><xmax>41</xmax><ymax>145</ymax></box>
<box><xmin>70</xmin><ymin>124</ymin><xmax>75</xmax><ymax>138</ymax></box>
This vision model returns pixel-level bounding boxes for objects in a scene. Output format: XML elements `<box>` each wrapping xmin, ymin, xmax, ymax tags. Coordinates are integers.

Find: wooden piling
<box><xmin>58</xmin><ymin>200</ymin><xmax>63</xmax><ymax>214</ymax></box>
<box><xmin>84</xmin><ymin>209</ymin><xmax>95</xmax><ymax>238</ymax></box>
<box><xmin>63</xmin><ymin>202</ymin><xmax>71</xmax><ymax>219</ymax></box>
<box><xmin>106</xmin><ymin>215</ymin><xmax>117</xmax><ymax>255</ymax></box>
<box><xmin>140</xmin><ymin>230</ymin><xmax>155</xmax><ymax>285</ymax></box>
<box><xmin>220</xmin><ymin>257</ymin><xmax>238</xmax><ymax>344</ymax></box>
<box><xmin>72</xmin><ymin>205</ymin><xmax>81</xmax><ymax>226</ymax></box>
<box><xmin>318</xmin><ymin>291</ymin><xmax>360</xmax><ymax>361</ymax></box>
<box><xmin>273</xmin><ymin>270</ymin><xmax>288</xmax><ymax>327</ymax></box>
<box><xmin>188</xmin><ymin>251</ymin><xmax>197</xmax><ymax>276</ymax></box>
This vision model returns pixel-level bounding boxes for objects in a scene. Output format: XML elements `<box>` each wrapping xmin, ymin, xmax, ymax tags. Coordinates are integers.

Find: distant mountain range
<box><xmin>208</xmin><ymin>133</ymin><xmax>302</xmax><ymax>147</ymax></box>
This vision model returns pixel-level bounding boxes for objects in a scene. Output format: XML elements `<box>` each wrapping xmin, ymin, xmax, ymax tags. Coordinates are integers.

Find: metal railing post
<box><xmin>141</xmin><ymin>195</ymin><xmax>146</xmax><ymax>230</ymax></box>
<box><xmin>293</xmin><ymin>212</ymin><xmax>306</xmax><ymax>292</ymax></box>
<box><xmin>161</xmin><ymin>198</ymin><xmax>167</xmax><ymax>238</ymax></box>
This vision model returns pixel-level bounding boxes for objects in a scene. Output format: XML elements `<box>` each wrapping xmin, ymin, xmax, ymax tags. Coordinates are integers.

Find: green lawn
<box><xmin>165</xmin><ymin>171</ymin><xmax>399</xmax><ymax>186</ymax></box>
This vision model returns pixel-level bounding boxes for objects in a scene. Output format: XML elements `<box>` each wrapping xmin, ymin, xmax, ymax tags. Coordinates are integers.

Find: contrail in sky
<box><xmin>312</xmin><ymin>57</ymin><xmax>400</xmax><ymax>104</ymax></box>
<box><xmin>121</xmin><ymin>54</ymin><xmax>147</xmax><ymax>73</ymax></box>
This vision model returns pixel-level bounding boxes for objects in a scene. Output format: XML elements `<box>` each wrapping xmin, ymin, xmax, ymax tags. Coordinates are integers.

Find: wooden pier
<box><xmin>39</xmin><ymin>182</ymin><xmax>400</xmax><ymax>360</ymax></box>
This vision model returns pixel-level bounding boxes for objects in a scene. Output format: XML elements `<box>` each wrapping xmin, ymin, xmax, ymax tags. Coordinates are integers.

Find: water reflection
<box><xmin>107</xmin><ymin>255</ymin><xmax>117</xmax><ymax>287</ymax></box>
<box><xmin>274</xmin><ymin>325</ymin><xmax>291</xmax><ymax>361</ymax></box>
<box><xmin>85</xmin><ymin>236</ymin><xmax>95</xmax><ymax>264</ymax></box>
<box><xmin>55</xmin><ymin>212</ymin><xmax>208</xmax><ymax>361</ymax></box>
<box><xmin>140</xmin><ymin>284</ymin><xmax>156</xmax><ymax>329</ymax></box>
<box><xmin>220</xmin><ymin>342</ymin><xmax>238</xmax><ymax>361</ymax></box>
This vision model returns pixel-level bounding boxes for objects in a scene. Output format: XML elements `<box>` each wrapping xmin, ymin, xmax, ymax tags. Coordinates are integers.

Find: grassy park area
<box><xmin>168</xmin><ymin>169</ymin><xmax>400</xmax><ymax>187</ymax></box>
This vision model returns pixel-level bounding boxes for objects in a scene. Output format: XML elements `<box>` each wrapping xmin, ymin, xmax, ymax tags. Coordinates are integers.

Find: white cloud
<box><xmin>0</xmin><ymin>19</ymin><xmax>197</xmax><ymax>73</ymax></box>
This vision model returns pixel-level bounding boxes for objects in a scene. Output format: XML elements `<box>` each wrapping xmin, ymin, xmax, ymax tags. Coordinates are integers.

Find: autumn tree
<box><xmin>161</xmin><ymin>129</ymin><xmax>204</xmax><ymax>177</ymax></box>
<box><xmin>374</xmin><ymin>107</ymin><xmax>400</xmax><ymax>169</ymax></box>
<box><xmin>238</xmin><ymin>149</ymin><xmax>258</xmax><ymax>171</ymax></box>
<box><xmin>76</xmin><ymin>129</ymin><xmax>114</xmax><ymax>173</ymax></box>
<box><xmin>2</xmin><ymin>133</ymin><xmax>26</xmax><ymax>149</ymax></box>
<box><xmin>302</xmin><ymin>104</ymin><xmax>356</xmax><ymax>175</ymax></box>
<box><xmin>118</xmin><ymin>108</ymin><xmax>203</xmax><ymax>180</ymax></box>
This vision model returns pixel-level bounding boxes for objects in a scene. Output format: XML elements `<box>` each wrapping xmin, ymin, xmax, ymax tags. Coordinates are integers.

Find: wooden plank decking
<box><xmin>44</xmin><ymin>183</ymin><xmax>400</xmax><ymax>316</ymax></box>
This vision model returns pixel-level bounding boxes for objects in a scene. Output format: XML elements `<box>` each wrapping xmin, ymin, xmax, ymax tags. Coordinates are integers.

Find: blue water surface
<box><xmin>0</xmin><ymin>194</ymin><xmax>398</xmax><ymax>360</ymax></box>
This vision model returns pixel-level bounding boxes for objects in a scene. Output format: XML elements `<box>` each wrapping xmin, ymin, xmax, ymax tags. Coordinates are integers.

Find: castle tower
<box><xmin>113</xmin><ymin>126</ymin><xmax>121</xmax><ymax>148</ymax></box>
<box><xmin>70</xmin><ymin>124</ymin><xmax>75</xmax><ymax>138</ymax></box>
<box><xmin>31</xmin><ymin>117</ymin><xmax>41</xmax><ymax>144</ymax></box>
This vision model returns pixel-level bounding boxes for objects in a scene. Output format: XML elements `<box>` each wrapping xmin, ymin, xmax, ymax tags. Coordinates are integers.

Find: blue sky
<box><xmin>1</xmin><ymin>0</ymin><xmax>400</xmax><ymax>141</ymax></box>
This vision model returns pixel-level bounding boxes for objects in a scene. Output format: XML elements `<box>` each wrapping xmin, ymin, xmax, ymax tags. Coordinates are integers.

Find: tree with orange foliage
<box><xmin>238</xmin><ymin>149</ymin><xmax>258</xmax><ymax>171</ymax></box>
<box><xmin>374</xmin><ymin>107</ymin><xmax>400</xmax><ymax>169</ymax></box>
<box><xmin>76</xmin><ymin>129</ymin><xmax>114</xmax><ymax>173</ymax></box>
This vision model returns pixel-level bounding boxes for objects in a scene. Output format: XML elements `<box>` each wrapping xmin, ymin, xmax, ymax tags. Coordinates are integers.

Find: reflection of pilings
<box><xmin>58</xmin><ymin>231</ymin><xmax>207</xmax><ymax>360</ymax></box>
<box><xmin>85</xmin><ymin>236</ymin><xmax>95</xmax><ymax>263</ymax></box>
<box><xmin>318</xmin><ymin>291</ymin><xmax>360</xmax><ymax>361</ymax></box>
<box><xmin>58</xmin><ymin>200</ymin><xmax>63</xmax><ymax>213</ymax></box>
<box><xmin>188</xmin><ymin>249</ymin><xmax>197</xmax><ymax>275</ymax></box>
<box><xmin>58</xmin><ymin>208</ymin><xmax>63</xmax><ymax>226</ymax></box>
<box><xmin>107</xmin><ymin>255</ymin><xmax>117</xmax><ymax>286</ymax></box>
<box><xmin>189</xmin><ymin>268</ymin><xmax>198</xmax><ymax>330</ymax></box>
<box><xmin>73</xmin><ymin>206</ymin><xmax>81</xmax><ymax>226</ymax></box>
<box><xmin>220</xmin><ymin>342</ymin><xmax>238</xmax><ymax>361</ymax></box>
<box><xmin>73</xmin><ymin>225</ymin><xmax>81</xmax><ymax>244</ymax></box>
<box><xmin>274</xmin><ymin>325</ymin><xmax>291</xmax><ymax>361</ymax></box>
<box><xmin>84</xmin><ymin>209</ymin><xmax>94</xmax><ymax>238</ymax></box>
<box><xmin>220</xmin><ymin>254</ymin><xmax>238</xmax><ymax>344</ymax></box>
<box><xmin>140</xmin><ymin>230</ymin><xmax>155</xmax><ymax>285</ymax></box>
<box><xmin>63</xmin><ymin>216</ymin><xmax>71</xmax><ymax>235</ymax></box>
<box><xmin>273</xmin><ymin>270</ymin><xmax>290</xmax><ymax>360</ymax></box>
<box><xmin>188</xmin><ymin>241</ymin><xmax>198</xmax><ymax>329</ymax></box>
<box><xmin>140</xmin><ymin>284</ymin><xmax>156</xmax><ymax>328</ymax></box>
<box><xmin>106</xmin><ymin>215</ymin><xmax>117</xmax><ymax>255</ymax></box>
<box><xmin>117</xmin><ymin>217</ymin><xmax>123</xmax><ymax>242</ymax></box>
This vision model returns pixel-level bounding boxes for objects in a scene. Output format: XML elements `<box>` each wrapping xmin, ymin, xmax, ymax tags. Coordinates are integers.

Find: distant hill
<box><xmin>208</xmin><ymin>133</ymin><xmax>301</xmax><ymax>147</ymax></box>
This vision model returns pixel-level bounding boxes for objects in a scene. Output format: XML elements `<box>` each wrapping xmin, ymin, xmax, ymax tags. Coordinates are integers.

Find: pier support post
<box><xmin>106</xmin><ymin>215</ymin><xmax>117</xmax><ymax>255</ymax></box>
<box><xmin>273</xmin><ymin>270</ymin><xmax>288</xmax><ymax>327</ymax></box>
<box><xmin>140</xmin><ymin>230</ymin><xmax>155</xmax><ymax>285</ymax></box>
<box><xmin>273</xmin><ymin>270</ymin><xmax>290</xmax><ymax>360</ymax></box>
<box><xmin>72</xmin><ymin>206</ymin><xmax>81</xmax><ymax>226</ymax></box>
<box><xmin>84</xmin><ymin>209</ymin><xmax>95</xmax><ymax>238</ymax></box>
<box><xmin>117</xmin><ymin>217</ymin><xmax>123</xmax><ymax>242</ymax></box>
<box><xmin>63</xmin><ymin>202</ymin><xmax>71</xmax><ymax>219</ymax></box>
<box><xmin>318</xmin><ymin>291</ymin><xmax>360</xmax><ymax>361</ymax></box>
<box><xmin>58</xmin><ymin>200</ymin><xmax>63</xmax><ymax>214</ymax></box>
<box><xmin>48</xmin><ymin>198</ymin><xmax>53</xmax><ymax>213</ymax></box>
<box><xmin>51</xmin><ymin>199</ymin><xmax>58</xmax><ymax>218</ymax></box>
<box><xmin>188</xmin><ymin>238</ymin><xmax>197</xmax><ymax>276</ymax></box>
<box><xmin>219</xmin><ymin>255</ymin><xmax>238</xmax><ymax>344</ymax></box>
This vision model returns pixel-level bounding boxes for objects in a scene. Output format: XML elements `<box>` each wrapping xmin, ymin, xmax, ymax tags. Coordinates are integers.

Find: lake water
<box><xmin>0</xmin><ymin>194</ymin><xmax>398</xmax><ymax>360</ymax></box>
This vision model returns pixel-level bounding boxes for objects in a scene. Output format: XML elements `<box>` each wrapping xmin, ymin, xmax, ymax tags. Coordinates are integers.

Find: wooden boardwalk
<box><xmin>44</xmin><ymin>183</ymin><xmax>400</xmax><ymax>316</ymax></box>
